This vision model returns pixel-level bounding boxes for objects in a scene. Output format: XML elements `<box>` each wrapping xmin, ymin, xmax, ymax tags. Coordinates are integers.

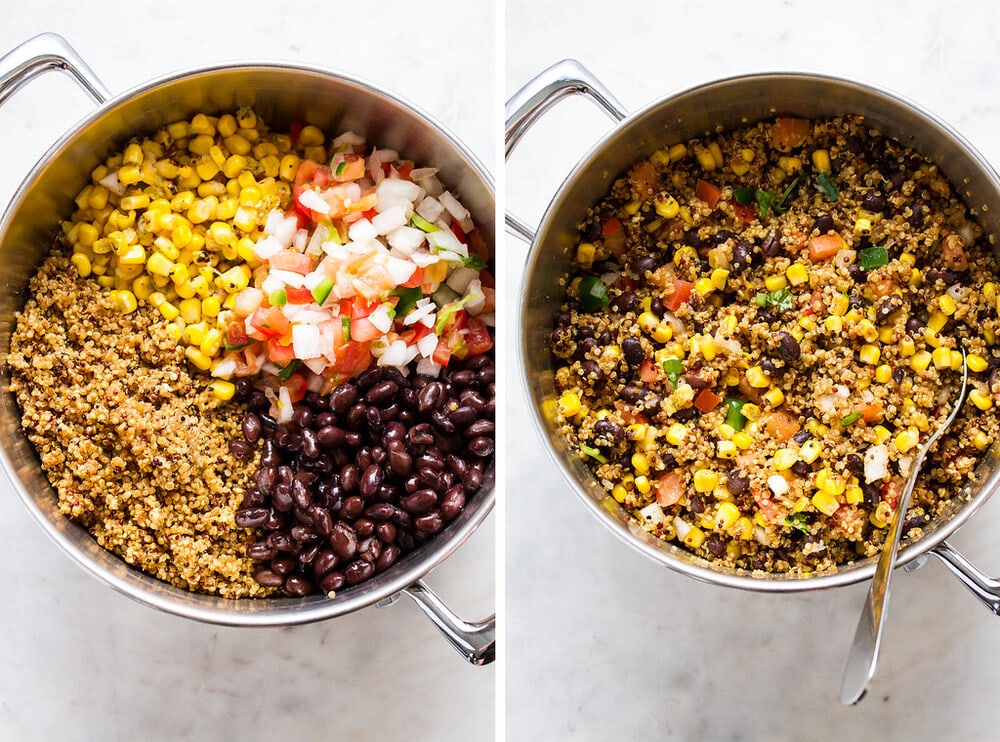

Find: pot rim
<box><xmin>519</xmin><ymin>69</ymin><xmax>1000</xmax><ymax>593</ymax></box>
<box><xmin>0</xmin><ymin>58</ymin><xmax>495</xmax><ymax>624</ymax></box>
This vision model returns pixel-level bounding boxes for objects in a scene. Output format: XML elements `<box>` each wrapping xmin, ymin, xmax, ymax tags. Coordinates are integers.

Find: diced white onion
<box><xmin>253</xmin><ymin>235</ymin><xmax>284</xmax><ymax>260</ymax></box>
<box><xmin>260</xmin><ymin>274</ymin><xmax>285</xmax><ymax>296</ymax></box>
<box><xmin>292</xmin><ymin>324</ymin><xmax>323</xmax><ymax>359</ymax></box>
<box><xmin>464</xmin><ymin>280</ymin><xmax>485</xmax><ymax>315</ymax></box>
<box><xmin>386</xmin><ymin>256</ymin><xmax>417</xmax><ymax>285</ymax></box>
<box><xmin>404</xmin><ymin>300</ymin><xmax>436</xmax><ymax>326</ymax></box>
<box><xmin>410</xmin><ymin>167</ymin><xmax>439</xmax><ymax>181</ymax></box>
<box><xmin>439</xmin><ymin>191</ymin><xmax>474</xmax><ymax>233</ymax></box>
<box><xmin>427</xmin><ymin>228</ymin><xmax>468</xmax><ymax>258</ymax></box>
<box><xmin>387</xmin><ymin>225</ymin><xmax>426</xmax><ymax>253</ymax></box>
<box><xmin>672</xmin><ymin>516</ymin><xmax>691</xmax><ymax>538</ymax></box>
<box><xmin>418</xmin><ymin>332</ymin><xmax>439</xmax><ymax>357</ymax></box>
<box><xmin>416</xmin><ymin>196</ymin><xmax>445</xmax><ymax>223</ymax></box>
<box><xmin>371</xmin><ymin>205</ymin><xmax>408</xmax><ymax>236</ymax></box>
<box><xmin>298</xmin><ymin>189</ymin><xmax>330</xmax><ymax>215</ymax></box>
<box><xmin>375</xmin><ymin>178</ymin><xmax>422</xmax><ymax>211</ymax></box>
<box><xmin>411</xmin><ymin>251</ymin><xmax>442</xmax><ymax>268</ymax></box>
<box><xmin>348</xmin><ymin>219</ymin><xmax>377</xmax><ymax>243</ymax></box>
<box><xmin>269</xmin><ymin>269</ymin><xmax>306</xmax><ymax>289</ymax></box>
<box><xmin>276</xmin><ymin>386</ymin><xmax>294</xmax><ymax>425</ymax></box>
<box><xmin>331</xmin><ymin>131</ymin><xmax>365</xmax><ymax>150</ymax></box>
<box><xmin>274</xmin><ymin>216</ymin><xmax>299</xmax><ymax>248</ymax></box>
<box><xmin>263</xmin><ymin>209</ymin><xmax>284</xmax><ymax>235</ymax></box>
<box><xmin>211</xmin><ymin>358</ymin><xmax>237</xmax><ymax>378</ymax></box>
<box><xmin>864</xmin><ymin>444</ymin><xmax>890</xmax><ymax>483</ymax></box>
<box><xmin>377</xmin><ymin>339</ymin><xmax>408</xmax><ymax>367</ymax></box>
<box><xmin>416</xmin><ymin>356</ymin><xmax>442</xmax><ymax>377</ymax></box>
<box><xmin>767</xmin><ymin>474</ymin><xmax>789</xmax><ymax>496</ymax></box>
<box><xmin>305</xmin><ymin>224</ymin><xmax>328</xmax><ymax>256</ymax></box>
<box><xmin>446</xmin><ymin>267</ymin><xmax>479</xmax><ymax>294</ymax></box>
<box><xmin>99</xmin><ymin>171</ymin><xmax>126</xmax><ymax>196</ymax></box>
<box><xmin>368</xmin><ymin>304</ymin><xmax>394</xmax><ymax>333</ymax></box>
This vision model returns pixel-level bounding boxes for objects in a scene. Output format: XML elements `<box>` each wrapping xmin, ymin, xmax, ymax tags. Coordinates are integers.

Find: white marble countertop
<box><xmin>505</xmin><ymin>1</ymin><xmax>1000</xmax><ymax>739</ymax></box>
<box><xmin>0</xmin><ymin>3</ymin><xmax>494</xmax><ymax>741</ymax></box>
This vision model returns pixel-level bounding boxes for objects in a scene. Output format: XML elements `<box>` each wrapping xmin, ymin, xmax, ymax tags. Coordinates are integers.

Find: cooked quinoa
<box><xmin>551</xmin><ymin>115</ymin><xmax>1000</xmax><ymax>575</ymax></box>
<box><xmin>7</xmin><ymin>254</ymin><xmax>269</xmax><ymax>597</ymax></box>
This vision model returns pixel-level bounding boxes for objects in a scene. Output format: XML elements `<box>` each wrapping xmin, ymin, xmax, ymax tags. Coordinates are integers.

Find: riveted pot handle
<box><xmin>504</xmin><ymin>59</ymin><xmax>627</xmax><ymax>243</ymax></box>
<box><xmin>379</xmin><ymin>580</ymin><xmax>494</xmax><ymax>665</ymax></box>
<box><xmin>929</xmin><ymin>540</ymin><xmax>1000</xmax><ymax>615</ymax></box>
<box><xmin>0</xmin><ymin>32</ymin><xmax>110</xmax><ymax>108</ymax></box>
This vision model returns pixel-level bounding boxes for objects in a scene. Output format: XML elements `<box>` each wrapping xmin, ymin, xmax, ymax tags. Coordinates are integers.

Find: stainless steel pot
<box><xmin>506</xmin><ymin>59</ymin><xmax>1000</xmax><ymax>611</ymax></box>
<box><xmin>0</xmin><ymin>33</ymin><xmax>495</xmax><ymax>664</ymax></box>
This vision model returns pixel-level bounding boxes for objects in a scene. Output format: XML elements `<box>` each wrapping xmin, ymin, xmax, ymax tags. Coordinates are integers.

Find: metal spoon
<box><xmin>840</xmin><ymin>350</ymin><xmax>969</xmax><ymax>705</ymax></box>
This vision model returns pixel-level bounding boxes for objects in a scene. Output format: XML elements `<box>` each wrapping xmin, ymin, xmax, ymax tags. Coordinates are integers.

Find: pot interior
<box><xmin>0</xmin><ymin>64</ymin><xmax>495</xmax><ymax>623</ymax></box>
<box><xmin>522</xmin><ymin>72</ymin><xmax>1000</xmax><ymax>591</ymax></box>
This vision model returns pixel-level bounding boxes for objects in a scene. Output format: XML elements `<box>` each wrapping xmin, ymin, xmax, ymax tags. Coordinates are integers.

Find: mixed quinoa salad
<box><xmin>551</xmin><ymin>114</ymin><xmax>998</xmax><ymax>575</ymax></box>
<box><xmin>8</xmin><ymin>107</ymin><xmax>494</xmax><ymax>597</ymax></box>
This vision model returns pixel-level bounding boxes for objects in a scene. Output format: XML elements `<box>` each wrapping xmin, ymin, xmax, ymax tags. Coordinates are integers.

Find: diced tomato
<box><xmin>602</xmin><ymin>217</ymin><xmax>623</xmax><ymax>236</ymax></box>
<box><xmin>350</xmin><ymin>317</ymin><xmax>382</xmax><ymax>343</ymax></box>
<box><xmin>283</xmin><ymin>286</ymin><xmax>314</xmax><ymax>304</ymax></box>
<box><xmin>333</xmin><ymin>155</ymin><xmax>366</xmax><ymax>181</ymax></box>
<box><xmin>655</xmin><ymin>470</ymin><xmax>684</xmax><ymax>507</ymax></box>
<box><xmin>451</xmin><ymin>220</ymin><xmax>468</xmax><ymax>244</ymax></box>
<box><xmin>269</xmin><ymin>251</ymin><xmax>313</xmax><ymax>274</ymax></box>
<box><xmin>693</xmin><ymin>388</ymin><xmax>723</xmax><ymax>413</ymax></box>
<box><xmin>753</xmin><ymin>488</ymin><xmax>786</xmax><ymax>523</ymax></box>
<box><xmin>807</xmin><ymin>233</ymin><xmax>845</xmax><ymax>261</ymax></box>
<box><xmin>695</xmin><ymin>179</ymin><xmax>721</xmax><ymax>209</ymax></box>
<box><xmin>734</xmin><ymin>202</ymin><xmax>756</xmax><ymax>223</ymax></box>
<box><xmin>467</xmin><ymin>229</ymin><xmax>490</xmax><ymax>264</ymax></box>
<box><xmin>763</xmin><ymin>411</ymin><xmax>800</xmax><ymax>442</ymax></box>
<box><xmin>250</xmin><ymin>306</ymin><xmax>291</xmax><ymax>339</ymax></box>
<box><xmin>628</xmin><ymin>161</ymin><xmax>658</xmax><ymax>196</ymax></box>
<box><xmin>225</xmin><ymin>321</ymin><xmax>251</xmax><ymax>350</ymax></box>
<box><xmin>666</xmin><ymin>279</ymin><xmax>694</xmax><ymax>311</ymax></box>
<box><xmin>331</xmin><ymin>339</ymin><xmax>372</xmax><ymax>376</ymax></box>
<box><xmin>479</xmin><ymin>269</ymin><xmax>495</xmax><ymax>289</ymax></box>
<box><xmin>639</xmin><ymin>358</ymin><xmax>659</xmax><ymax>383</ymax></box>
<box><xmin>802</xmin><ymin>289</ymin><xmax>824</xmax><ymax>315</ymax></box>
<box><xmin>267</xmin><ymin>338</ymin><xmax>296</xmax><ymax>364</ymax></box>
<box><xmin>881</xmin><ymin>478</ymin><xmax>903</xmax><ymax>510</ymax></box>
<box><xmin>770</xmin><ymin>118</ymin><xmax>811</xmax><ymax>151</ymax></box>
<box><xmin>398</xmin><ymin>265</ymin><xmax>424</xmax><ymax>288</ymax></box>
<box><xmin>283</xmin><ymin>373</ymin><xmax>308</xmax><ymax>403</ymax></box>
<box><xmin>432</xmin><ymin>338</ymin><xmax>452</xmax><ymax>366</ymax></box>
<box><xmin>397</xmin><ymin>162</ymin><xmax>414</xmax><ymax>180</ymax></box>
<box><xmin>465</xmin><ymin>317</ymin><xmax>493</xmax><ymax>357</ymax></box>
<box><xmin>859</xmin><ymin>401</ymin><xmax>884</xmax><ymax>423</ymax></box>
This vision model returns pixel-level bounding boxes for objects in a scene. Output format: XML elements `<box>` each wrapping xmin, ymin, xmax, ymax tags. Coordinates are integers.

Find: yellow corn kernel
<box><xmin>201</xmin><ymin>295</ymin><xmax>221</xmax><ymax>318</ymax></box>
<box><xmin>131</xmin><ymin>275</ymin><xmax>154</xmax><ymax>301</ymax></box>
<box><xmin>764</xmin><ymin>274</ymin><xmax>787</xmax><ymax>292</ymax></box>
<box><xmin>666</xmin><ymin>423</ymin><xmax>688</xmax><ymax>445</ymax></box>
<box><xmin>622</xmin><ymin>198</ymin><xmax>641</xmax><ymax>217</ymax></box>
<box><xmin>927</xmin><ymin>310</ymin><xmax>948</xmax><ymax>333</ymax></box>
<box><xmin>636</xmin><ymin>311</ymin><xmax>658</xmax><ymax>334</ymax></box>
<box><xmin>857</xmin><ymin>319</ymin><xmax>879</xmax><ymax>343</ymax></box>
<box><xmin>163</xmin><ymin>321</ymin><xmax>183</xmax><ymax>343</ymax></box>
<box><xmin>894</xmin><ymin>428</ymin><xmax>920</xmax><ymax>453</ymax></box>
<box><xmin>873</xmin><ymin>364</ymin><xmax>893</xmax><ymax>384</ymax></box>
<box><xmin>648</xmin><ymin>148</ymin><xmax>671</xmax><ymax>168</ymax></box>
<box><xmin>655</xmin><ymin>194</ymin><xmax>680</xmax><ymax>219</ymax></box>
<box><xmin>672</xmin><ymin>245</ymin><xmax>697</xmax><ymax>267</ymax></box>
<box><xmin>651</xmin><ymin>323</ymin><xmax>673</xmax><ymax>343</ymax></box>
<box><xmin>778</xmin><ymin>156</ymin><xmax>803</xmax><ymax>175</ymax></box>
<box><xmin>950</xmin><ymin>350</ymin><xmax>964</xmax><ymax>371</ymax></box>
<box><xmin>215</xmin><ymin>265</ymin><xmax>251</xmax><ymax>293</ymax></box>
<box><xmin>858</xmin><ymin>344</ymin><xmax>881</xmax><ymax>365</ymax></box>
<box><xmin>184</xmin><ymin>345</ymin><xmax>213</xmax><ymax>371</ymax></box>
<box><xmin>827</xmin><ymin>293</ymin><xmax>848</xmax><ymax>317</ymax></box>
<box><xmin>772</xmin><ymin>448</ymin><xmax>798</xmax><ymax>471</ymax></box>
<box><xmin>799</xmin><ymin>439</ymin><xmax>823</xmax><ymax>464</ymax></box>
<box><xmin>681</xmin><ymin>525</ymin><xmax>705</xmax><ymax>550</ymax></box>
<box><xmin>824</xmin><ymin>315</ymin><xmax>843</xmax><ymax>334</ymax></box>
<box><xmin>798</xmin><ymin>316</ymin><xmax>817</xmax><ymax>332</ymax></box>
<box><xmin>844</xmin><ymin>486</ymin><xmax>864</xmax><ymax>505</ymax></box>
<box><xmin>117</xmin><ymin>244</ymin><xmax>146</xmax><ymax>266</ymax></box>
<box><xmin>693</xmin><ymin>469</ymin><xmax>718</xmax><ymax>493</ymax></box>
<box><xmin>709</xmin><ymin>268</ymin><xmax>729</xmax><ymax>292</ymax></box>
<box><xmin>694</xmin><ymin>277</ymin><xmax>716</xmax><ymax>296</ymax></box>
<box><xmin>698</xmin><ymin>335</ymin><xmax>718</xmax><ymax>362</ymax></box>
<box><xmin>938</xmin><ymin>293</ymin><xmax>958</xmax><ymax>316</ymax></box>
<box><xmin>878</xmin><ymin>326</ymin><xmax>895</xmax><ymax>344</ymax></box>
<box><xmin>784</xmin><ymin>262</ymin><xmax>808</xmax><ymax>287</ymax></box>
<box><xmin>711</xmin><ymin>502</ymin><xmax>738</xmax><ymax>532</ymax></box>
<box><xmin>811</xmin><ymin>149</ymin><xmax>831</xmax><ymax>173</ymax></box>
<box><xmin>184</xmin><ymin>321</ymin><xmax>208</xmax><ymax>346</ymax></box>
<box><xmin>179</xmin><ymin>297</ymin><xmax>203</xmax><ymax>324</ymax></box>
<box><xmin>854</xmin><ymin>216</ymin><xmax>873</xmax><ymax>236</ymax></box>
<box><xmin>812</xmin><ymin>490</ymin><xmax>840</xmax><ymax>517</ymax></box>
<box><xmin>973</xmin><ymin>431</ymin><xmax>993</xmax><ymax>452</ymax></box>
<box><xmin>634</xmin><ymin>475</ymin><xmax>651</xmax><ymax>495</ymax></box>
<box><xmin>931</xmin><ymin>346</ymin><xmax>952</xmax><ymax>370</ymax></box>
<box><xmin>118</xmin><ymin>164</ymin><xmax>142</xmax><ymax>186</ymax></box>
<box><xmin>558</xmin><ymin>391</ymin><xmax>581</xmax><ymax>418</ymax></box>
<box><xmin>740</xmin><ymin>403</ymin><xmax>762</xmax><ymax>423</ymax></box>
<box><xmin>909</xmin><ymin>349</ymin><xmax>932</xmax><ymax>372</ymax></box>
<box><xmin>716</xmin><ymin>440</ymin><xmax>737</xmax><ymax>459</ymax></box>
<box><xmin>870</xmin><ymin>425</ymin><xmax>890</xmax><ymax>446</ymax></box>
<box><xmin>146</xmin><ymin>252</ymin><xmax>174</xmax><ymax>277</ymax></box>
<box><xmin>157</xmin><ymin>300</ymin><xmax>180</xmax><ymax>321</ymax></box>
<box><xmin>967</xmin><ymin>353</ymin><xmax>988</xmax><ymax>373</ymax></box>
<box><xmin>664</xmin><ymin>143</ymin><xmax>686</xmax><ymax>162</ymax></box>
<box><xmin>70</xmin><ymin>253</ymin><xmax>92</xmax><ymax>278</ymax></box>
<box><xmin>107</xmin><ymin>289</ymin><xmax>138</xmax><ymax>313</ymax></box>
<box><xmin>233</xmin><ymin>206</ymin><xmax>258</xmax><ymax>233</ymax></box>
<box><xmin>202</xmin><ymin>328</ymin><xmax>225</xmax><ymax>357</ymax></box>
<box><xmin>96</xmin><ymin>275</ymin><xmax>115</xmax><ymax>288</ymax></box>
<box><xmin>693</xmin><ymin>144</ymin><xmax>716</xmax><ymax>171</ymax></box>
<box><xmin>970</xmin><ymin>390</ymin><xmax>993</xmax><ymax>411</ymax></box>
<box><xmin>576</xmin><ymin>242</ymin><xmax>595</xmax><ymax>269</ymax></box>
<box><xmin>815</xmin><ymin>468</ymin><xmax>846</xmax><ymax>496</ymax></box>
<box><xmin>763</xmin><ymin>387</ymin><xmax>785</xmax><ymax>409</ymax></box>
<box><xmin>632</xmin><ymin>452</ymin><xmax>650</xmax><ymax>475</ymax></box>
<box><xmin>278</xmin><ymin>153</ymin><xmax>301</xmax><ymax>182</ymax></box>
<box><xmin>119</xmin><ymin>193</ymin><xmax>151</xmax><ymax>211</ymax></box>
<box><xmin>611</xmin><ymin>484</ymin><xmax>628</xmax><ymax>504</ymax></box>
<box><xmin>732</xmin><ymin>432</ymin><xmax>753</xmax><ymax>450</ymax></box>
<box><xmin>746</xmin><ymin>366</ymin><xmax>770</xmax><ymax>388</ymax></box>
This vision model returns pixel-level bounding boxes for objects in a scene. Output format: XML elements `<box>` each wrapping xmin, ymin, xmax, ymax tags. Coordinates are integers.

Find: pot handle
<box><xmin>928</xmin><ymin>540</ymin><xmax>1000</xmax><ymax>615</ymax></box>
<box><xmin>378</xmin><ymin>579</ymin><xmax>495</xmax><ymax>665</ymax></box>
<box><xmin>504</xmin><ymin>59</ymin><xmax>628</xmax><ymax>243</ymax></box>
<box><xmin>0</xmin><ymin>32</ymin><xmax>110</xmax><ymax>108</ymax></box>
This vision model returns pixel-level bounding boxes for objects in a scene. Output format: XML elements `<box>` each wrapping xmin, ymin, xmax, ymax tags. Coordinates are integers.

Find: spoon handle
<box><xmin>840</xmin><ymin>353</ymin><xmax>968</xmax><ymax>705</ymax></box>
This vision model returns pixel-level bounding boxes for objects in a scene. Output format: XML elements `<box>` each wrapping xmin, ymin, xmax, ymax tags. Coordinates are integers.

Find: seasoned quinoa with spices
<box><xmin>551</xmin><ymin>115</ymin><xmax>1000</xmax><ymax>575</ymax></box>
<box><xmin>7</xmin><ymin>255</ymin><xmax>268</xmax><ymax>597</ymax></box>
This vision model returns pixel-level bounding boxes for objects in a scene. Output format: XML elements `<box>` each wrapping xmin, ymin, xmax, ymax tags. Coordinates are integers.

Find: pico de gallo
<box><xmin>213</xmin><ymin>132</ymin><xmax>494</xmax><ymax>413</ymax></box>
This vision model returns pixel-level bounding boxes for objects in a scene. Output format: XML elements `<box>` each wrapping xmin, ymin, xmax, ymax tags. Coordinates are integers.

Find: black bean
<box><xmin>254</xmin><ymin>569</ymin><xmax>285</xmax><ymax>588</ymax></box>
<box><xmin>812</xmin><ymin>214</ymin><xmax>834</xmax><ymax>234</ymax></box>
<box><xmin>360</xmin><ymin>464</ymin><xmax>384</xmax><ymax>498</ymax></box>
<box><xmin>290</xmin><ymin>524</ymin><xmax>318</xmax><ymax>542</ymax></box>
<box><xmin>415</xmin><ymin>511</ymin><xmax>444</xmax><ymax>534</ymax></box>
<box><xmin>376</xmin><ymin>522</ymin><xmax>397</xmax><ymax>543</ymax></box>
<box><xmin>375</xmin><ymin>543</ymin><xmax>399</xmax><ymax>573</ymax></box>
<box><xmin>267</xmin><ymin>532</ymin><xmax>295</xmax><ymax>552</ymax></box>
<box><xmin>248</xmin><ymin>541</ymin><xmax>278</xmax><ymax>561</ymax></box>
<box><xmin>463</xmin><ymin>467</ymin><xmax>483</xmax><ymax>493</ymax></box>
<box><xmin>353</xmin><ymin>518</ymin><xmax>375</xmax><ymax>538</ymax></box>
<box><xmin>340</xmin><ymin>496</ymin><xmax>364</xmax><ymax>520</ymax></box>
<box><xmin>631</xmin><ymin>255</ymin><xmax>657</xmax><ymax>275</ymax></box>
<box><xmin>401</xmin><ymin>489</ymin><xmax>438</xmax><ymax>515</ymax></box>
<box><xmin>731</xmin><ymin>238</ymin><xmax>753</xmax><ymax>272</ymax></box>
<box><xmin>292</xmin><ymin>407</ymin><xmax>314</xmax><ymax>430</ymax></box>
<box><xmin>593</xmin><ymin>419</ymin><xmax>625</xmax><ymax>444</ymax></box>
<box><xmin>284</xmin><ymin>575</ymin><xmax>313</xmax><ymax>597</ymax></box>
<box><xmin>365</xmin><ymin>380</ymin><xmax>399</xmax><ymax>406</ymax></box>
<box><xmin>777</xmin><ymin>332</ymin><xmax>800</xmax><ymax>362</ymax></box>
<box><xmin>893</xmin><ymin>367</ymin><xmax>905</xmax><ymax>384</ymax></box>
<box><xmin>468</xmin><ymin>437</ymin><xmax>494</xmax><ymax>458</ymax></box>
<box><xmin>242</xmin><ymin>413</ymin><xmax>262</xmax><ymax>443</ymax></box>
<box><xmin>229</xmin><ymin>440</ymin><xmax>252</xmax><ymax>460</ymax></box>
<box><xmin>726</xmin><ymin>471</ymin><xmax>748</xmax><ymax>495</ymax></box>
<box><xmin>449</xmin><ymin>405</ymin><xmax>478</xmax><ymax>427</ymax></box>
<box><xmin>313</xmin><ymin>550</ymin><xmax>339</xmax><ymax>578</ymax></box>
<box><xmin>684</xmin><ymin>375</ymin><xmax>710</xmax><ymax>390</ymax></box>
<box><xmin>260</xmin><ymin>439</ymin><xmax>281</xmax><ymax>468</ymax></box>
<box><xmin>418</xmin><ymin>382</ymin><xmax>445</xmax><ymax>413</ymax></box>
<box><xmin>344</xmin><ymin>559</ymin><xmax>375</xmax><ymax>585</ymax></box>
<box><xmin>621</xmin><ymin>337</ymin><xmax>645</xmax><ymax>367</ymax></box>
<box><xmin>309</xmin><ymin>506</ymin><xmax>333</xmax><ymax>537</ymax></box>
<box><xmin>320</xmin><ymin>572</ymin><xmax>345</xmax><ymax>593</ymax></box>
<box><xmin>449</xmin><ymin>369</ymin><xmax>477</xmax><ymax>387</ymax></box>
<box><xmin>791</xmin><ymin>461</ymin><xmax>811</xmax><ymax>476</ymax></box>
<box><xmin>862</xmin><ymin>193</ymin><xmax>887</xmax><ymax>213</ymax></box>
<box><xmin>845</xmin><ymin>453</ymin><xmax>864</xmax><ymax>475</ymax></box>
<box><xmin>301</xmin><ymin>428</ymin><xmax>320</xmax><ymax>459</ymax></box>
<box><xmin>235</xmin><ymin>507</ymin><xmax>270</xmax><ymax>529</ymax></box>
<box><xmin>329</xmin><ymin>523</ymin><xmax>359</xmax><ymax>560</ymax></box>
<box><xmin>340</xmin><ymin>464</ymin><xmax>360</xmax><ymax>492</ymax></box>
<box><xmin>272</xmin><ymin>484</ymin><xmax>294</xmax><ymax>513</ymax></box>
<box><xmin>358</xmin><ymin>537</ymin><xmax>382</xmax><ymax>564</ymax></box>
<box><xmin>760</xmin><ymin>229</ymin><xmax>780</xmax><ymax>257</ymax></box>
<box><xmin>791</xmin><ymin>429</ymin><xmax>811</xmax><ymax>445</ymax></box>
<box><xmin>689</xmin><ymin>494</ymin><xmax>706</xmax><ymax>514</ymax></box>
